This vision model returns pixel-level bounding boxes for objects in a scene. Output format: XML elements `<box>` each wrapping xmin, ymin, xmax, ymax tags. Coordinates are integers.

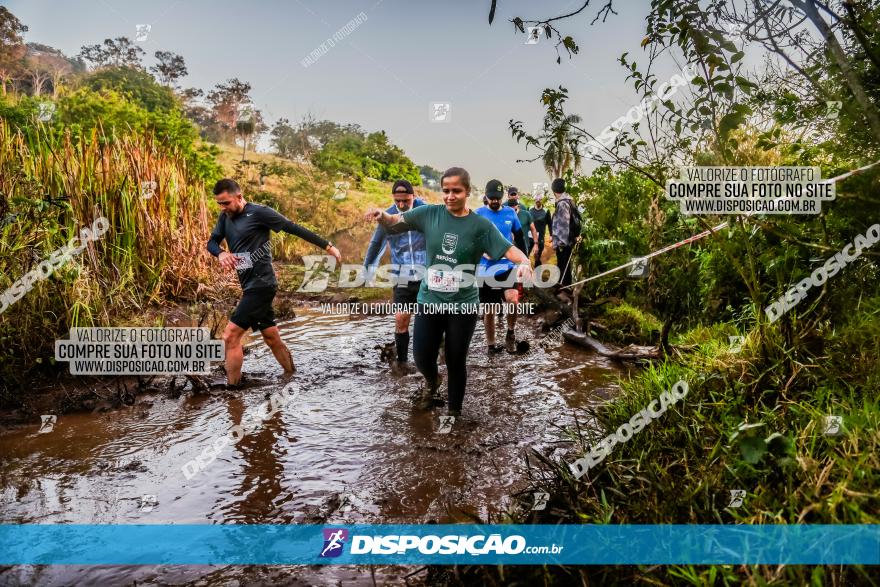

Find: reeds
<box><xmin>0</xmin><ymin>118</ymin><xmax>218</xmax><ymax>386</ymax></box>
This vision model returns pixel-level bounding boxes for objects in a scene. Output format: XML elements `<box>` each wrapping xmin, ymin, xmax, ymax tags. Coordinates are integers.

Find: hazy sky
<box><xmin>6</xmin><ymin>0</ymin><xmax>661</xmax><ymax>192</ymax></box>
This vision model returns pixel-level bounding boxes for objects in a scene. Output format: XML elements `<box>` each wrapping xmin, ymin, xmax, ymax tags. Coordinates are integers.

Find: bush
<box><xmin>600</xmin><ymin>302</ymin><xmax>662</xmax><ymax>345</ymax></box>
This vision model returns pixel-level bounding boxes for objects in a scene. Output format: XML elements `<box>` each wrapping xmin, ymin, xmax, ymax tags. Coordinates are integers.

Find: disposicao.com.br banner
<box><xmin>1</xmin><ymin>524</ymin><xmax>877</xmax><ymax>565</ymax></box>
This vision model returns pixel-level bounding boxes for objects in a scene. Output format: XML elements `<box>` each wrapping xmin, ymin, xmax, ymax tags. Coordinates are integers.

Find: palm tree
<box><xmin>541</xmin><ymin>113</ymin><xmax>583</xmax><ymax>178</ymax></box>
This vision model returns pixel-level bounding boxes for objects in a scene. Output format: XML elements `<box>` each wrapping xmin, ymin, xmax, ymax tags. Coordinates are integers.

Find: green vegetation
<box><xmin>482</xmin><ymin>0</ymin><xmax>880</xmax><ymax>584</ymax></box>
<box><xmin>0</xmin><ymin>7</ymin><xmax>437</xmax><ymax>392</ymax></box>
<box><xmin>0</xmin><ymin>110</ymin><xmax>218</xmax><ymax>389</ymax></box>
<box><xmin>270</xmin><ymin>117</ymin><xmax>421</xmax><ymax>185</ymax></box>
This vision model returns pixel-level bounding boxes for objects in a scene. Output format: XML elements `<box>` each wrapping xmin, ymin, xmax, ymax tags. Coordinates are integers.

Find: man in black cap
<box><xmin>550</xmin><ymin>178</ymin><xmax>581</xmax><ymax>288</ymax></box>
<box><xmin>476</xmin><ymin>180</ymin><xmax>529</xmax><ymax>353</ymax></box>
<box><xmin>363</xmin><ymin>179</ymin><xmax>427</xmax><ymax>368</ymax></box>
<box><xmin>506</xmin><ymin>187</ymin><xmax>538</xmax><ymax>263</ymax></box>
<box><xmin>207</xmin><ymin>178</ymin><xmax>341</xmax><ymax>386</ymax></box>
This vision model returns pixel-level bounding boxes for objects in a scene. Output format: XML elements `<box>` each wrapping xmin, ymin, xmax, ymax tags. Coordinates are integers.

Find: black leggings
<box><xmin>413</xmin><ymin>312</ymin><xmax>479</xmax><ymax>412</ymax></box>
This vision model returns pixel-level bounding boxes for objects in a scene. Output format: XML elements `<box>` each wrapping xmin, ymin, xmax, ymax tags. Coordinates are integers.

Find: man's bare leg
<box><xmin>261</xmin><ymin>325</ymin><xmax>295</xmax><ymax>374</ymax></box>
<box><xmin>504</xmin><ymin>289</ymin><xmax>519</xmax><ymax>331</ymax></box>
<box><xmin>222</xmin><ymin>322</ymin><xmax>248</xmax><ymax>385</ymax></box>
<box><xmin>503</xmin><ymin>289</ymin><xmax>519</xmax><ymax>352</ymax></box>
<box><xmin>483</xmin><ymin>310</ymin><xmax>497</xmax><ymax>348</ymax></box>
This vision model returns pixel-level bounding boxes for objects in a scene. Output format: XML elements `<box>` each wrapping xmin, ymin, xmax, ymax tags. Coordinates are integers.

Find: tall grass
<box><xmin>449</xmin><ymin>311</ymin><xmax>879</xmax><ymax>586</ymax></box>
<box><xmin>0</xmin><ymin>118</ymin><xmax>218</xmax><ymax>389</ymax></box>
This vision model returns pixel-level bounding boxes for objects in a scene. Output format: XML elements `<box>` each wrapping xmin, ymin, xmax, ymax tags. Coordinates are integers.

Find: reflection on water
<box><xmin>0</xmin><ymin>307</ymin><xmax>623</xmax><ymax>584</ymax></box>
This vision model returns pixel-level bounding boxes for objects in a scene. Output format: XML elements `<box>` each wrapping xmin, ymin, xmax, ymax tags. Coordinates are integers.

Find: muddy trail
<box><xmin>0</xmin><ymin>306</ymin><xmax>624</xmax><ymax>586</ymax></box>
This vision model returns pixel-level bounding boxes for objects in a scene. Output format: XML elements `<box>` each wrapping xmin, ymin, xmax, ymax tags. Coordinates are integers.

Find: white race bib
<box><xmin>427</xmin><ymin>268</ymin><xmax>462</xmax><ymax>293</ymax></box>
<box><xmin>233</xmin><ymin>252</ymin><xmax>253</xmax><ymax>270</ymax></box>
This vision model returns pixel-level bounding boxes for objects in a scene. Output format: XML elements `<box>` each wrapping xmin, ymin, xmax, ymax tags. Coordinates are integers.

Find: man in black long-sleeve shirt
<box><xmin>207</xmin><ymin>178</ymin><xmax>341</xmax><ymax>386</ymax></box>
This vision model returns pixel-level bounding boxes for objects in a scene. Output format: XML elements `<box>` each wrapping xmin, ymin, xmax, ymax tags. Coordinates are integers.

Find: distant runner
<box><xmin>477</xmin><ymin>180</ymin><xmax>528</xmax><ymax>354</ymax></box>
<box><xmin>365</xmin><ymin>167</ymin><xmax>532</xmax><ymax>417</ymax></box>
<box><xmin>207</xmin><ymin>178</ymin><xmax>342</xmax><ymax>387</ymax></box>
<box><xmin>506</xmin><ymin>187</ymin><xmax>538</xmax><ymax>261</ymax></box>
<box><xmin>529</xmin><ymin>197</ymin><xmax>551</xmax><ymax>265</ymax></box>
<box><xmin>363</xmin><ymin>179</ymin><xmax>427</xmax><ymax>368</ymax></box>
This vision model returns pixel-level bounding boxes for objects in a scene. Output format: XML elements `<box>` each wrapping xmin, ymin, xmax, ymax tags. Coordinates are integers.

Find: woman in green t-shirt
<box><xmin>366</xmin><ymin>167</ymin><xmax>532</xmax><ymax>418</ymax></box>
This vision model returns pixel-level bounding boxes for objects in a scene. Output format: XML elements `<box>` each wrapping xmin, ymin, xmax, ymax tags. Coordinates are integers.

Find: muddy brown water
<box><xmin>0</xmin><ymin>307</ymin><xmax>624</xmax><ymax>586</ymax></box>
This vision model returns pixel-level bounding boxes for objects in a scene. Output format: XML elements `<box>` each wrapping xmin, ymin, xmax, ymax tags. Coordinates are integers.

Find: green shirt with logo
<box><xmin>400</xmin><ymin>204</ymin><xmax>513</xmax><ymax>308</ymax></box>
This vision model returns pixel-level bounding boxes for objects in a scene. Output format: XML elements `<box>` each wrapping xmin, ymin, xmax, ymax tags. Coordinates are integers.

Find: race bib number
<box><xmin>233</xmin><ymin>252</ymin><xmax>253</xmax><ymax>270</ymax></box>
<box><xmin>427</xmin><ymin>268</ymin><xmax>461</xmax><ymax>293</ymax></box>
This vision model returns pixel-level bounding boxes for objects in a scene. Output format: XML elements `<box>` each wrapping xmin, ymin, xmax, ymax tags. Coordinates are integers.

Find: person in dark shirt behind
<box><xmin>207</xmin><ymin>178</ymin><xmax>342</xmax><ymax>387</ymax></box>
<box><xmin>529</xmin><ymin>197</ymin><xmax>551</xmax><ymax>265</ymax></box>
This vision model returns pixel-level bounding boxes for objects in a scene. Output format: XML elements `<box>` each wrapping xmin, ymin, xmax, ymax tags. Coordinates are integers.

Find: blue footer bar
<box><xmin>1</xmin><ymin>524</ymin><xmax>878</xmax><ymax>565</ymax></box>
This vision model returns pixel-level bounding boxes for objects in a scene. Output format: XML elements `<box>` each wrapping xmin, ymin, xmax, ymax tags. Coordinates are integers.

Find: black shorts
<box><xmin>478</xmin><ymin>269</ymin><xmax>516</xmax><ymax>305</ymax></box>
<box><xmin>230</xmin><ymin>287</ymin><xmax>277</xmax><ymax>332</ymax></box>
<box><xmin>393</xmin><ymin>281</ymin><xmax>421</xmax><ymax>305</ymax></box>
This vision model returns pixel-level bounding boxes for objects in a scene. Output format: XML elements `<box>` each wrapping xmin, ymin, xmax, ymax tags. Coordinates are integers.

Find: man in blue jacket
<box><xmin>476</xmin><ymin>179</ymin><xmax>528</xmax><ymax>354</ymax></box>
<box><xmin>363</xmin><ymin>179</ymin><xmax>427</xmax><ymax>366</ymax></box>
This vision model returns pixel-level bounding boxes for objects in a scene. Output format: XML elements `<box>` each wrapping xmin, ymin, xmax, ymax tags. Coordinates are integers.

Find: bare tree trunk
<box><xmin>795</xmin><ymin>0</ymin><xmax>880</xmax><ymax>144</ymax></box>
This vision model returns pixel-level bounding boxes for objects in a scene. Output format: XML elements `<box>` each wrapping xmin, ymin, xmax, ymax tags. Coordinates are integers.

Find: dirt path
<box><xmin>0</xmin><ymin>307</ymin><xmax>623</xmax><ymax>585</ymax></box>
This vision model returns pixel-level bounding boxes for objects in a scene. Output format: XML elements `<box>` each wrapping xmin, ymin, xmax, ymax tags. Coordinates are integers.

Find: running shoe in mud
<box><xmin>505</xmin><ymin>331</ymin><xmax>517</xmax><ymax>353</ymax></box>
<box><xmin>278</xmin><ymin>366</ymin><xmax>296</xmax><ymax>383</ymax></box>
<box><xmin>418</xmin><ymin>375</ymin><xmax>444</xmax><ymax>410</ymax></box>
<box><xmin>224</xmin><ymin>374</ymin><xmax>270</xmax><ymax>391</ymax></box>
<box><xmin>391</xmin><ymin>361</ymin><xmax>418</xmax><ymax>376</ymax></box>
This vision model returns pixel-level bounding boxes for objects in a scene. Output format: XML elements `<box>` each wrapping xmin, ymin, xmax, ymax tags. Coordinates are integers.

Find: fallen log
<box><xmin>562</xmin><ymin>327</ymin><xmax>661</xmax><ymax>361</ymax></box>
